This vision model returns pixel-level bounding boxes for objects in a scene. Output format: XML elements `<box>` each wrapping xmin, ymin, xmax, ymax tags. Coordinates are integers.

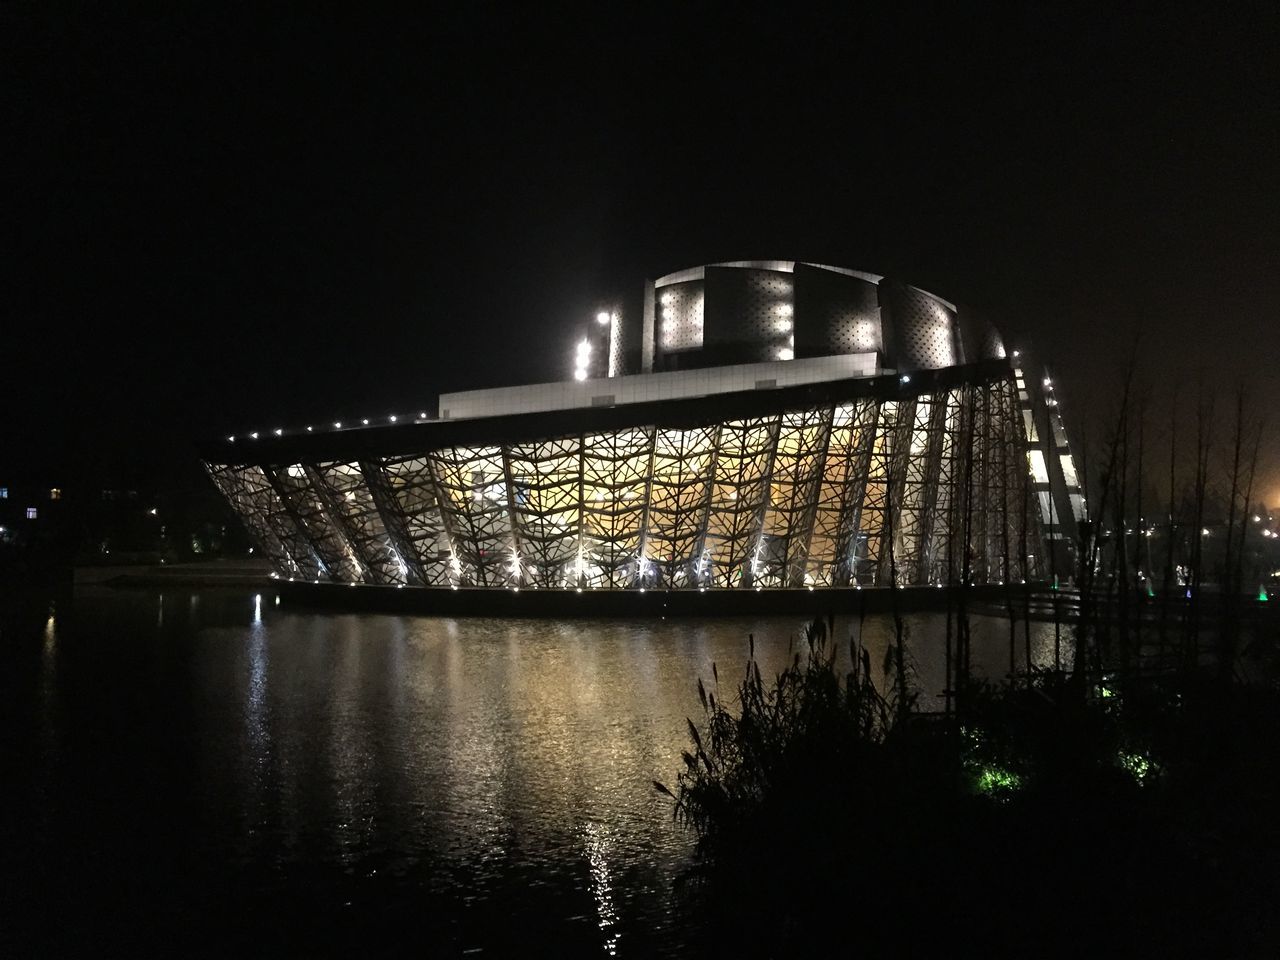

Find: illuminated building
<box><xmin>205</xmin><ymin>261</ymin><xmax>1084</xmax><ymax>591</ymax></box>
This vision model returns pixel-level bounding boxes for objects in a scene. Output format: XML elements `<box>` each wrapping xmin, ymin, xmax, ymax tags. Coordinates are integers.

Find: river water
<box><xmin>1</xmin><ymin>585</ymin><xmax>1070</xmax><ymax>956</ymax></box>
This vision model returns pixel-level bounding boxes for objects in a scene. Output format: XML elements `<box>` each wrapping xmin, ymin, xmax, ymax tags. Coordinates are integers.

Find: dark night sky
<box><xmin>6</xmin><ymin>5</ymin><xmax>1279</xmax><ymax>503</ymax></box>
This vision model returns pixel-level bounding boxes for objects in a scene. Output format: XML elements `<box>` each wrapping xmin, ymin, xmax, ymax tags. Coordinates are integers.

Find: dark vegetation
<box><xmin>658</xmin><ymin>619</ymin><xmax>1280</xmax><ymax>957</ymax></box>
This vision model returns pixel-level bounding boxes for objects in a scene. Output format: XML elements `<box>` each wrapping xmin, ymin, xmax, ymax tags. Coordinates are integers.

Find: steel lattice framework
<box><xmin>209</xmin><ymin>374</ymin><xmax>1048</xmax><ymax>591</ymax></box>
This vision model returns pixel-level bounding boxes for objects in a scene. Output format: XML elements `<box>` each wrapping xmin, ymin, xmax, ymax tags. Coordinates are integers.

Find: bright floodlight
<box><xmin>273</xmin><ymin>428</ymin><xmax>283</xmax><ymax>436</ymax></box>
<box><xmin>389</xmin><ymin>415</ymin><xmax>397</xmax><ymax>422</ymax></box>
<box><xmin>596</xmin><ymin>311</ymin><xmax>610</xmax><ymax>325</ymax></box>
<box><xmin>361</xmin><ymin>418</ymin><xmax>369</xmax><ymax>425</ymax></box>
<box><xmin>227</xmin><ymin>435</ymin><xmax>235</xmax><ymax>442</ymax></box>
<box><xmin>249</xmin><ymin>432</ymin><xmax>259</xmax><ymax>439</ymax></box>
<box><xmin>574</xmin><ymin>369</ymin><xmax>587</xmax><ymax>381</ymax></box>
<box><xmin>419</xmin><ymin>412</ymin><xmax>428</xmax><ymax>419</ymax></box>
<box><xmin>333</xmin><ymin>421</ymin><xmax>342</xmax><ymax>429</ymax></box>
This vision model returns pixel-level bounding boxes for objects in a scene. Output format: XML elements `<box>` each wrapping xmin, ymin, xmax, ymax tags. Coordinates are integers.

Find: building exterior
<box><xmin>204</xmin><ymin>261</ymin><xmax>1085</xmax><ymax>592</ymax></box>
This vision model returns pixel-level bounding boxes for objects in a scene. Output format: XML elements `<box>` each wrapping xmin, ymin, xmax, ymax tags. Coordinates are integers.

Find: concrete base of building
<box><xmin>273</xmin><ymin>580</ymin><xmax>1042</xmax><ymax>618</ymax></box>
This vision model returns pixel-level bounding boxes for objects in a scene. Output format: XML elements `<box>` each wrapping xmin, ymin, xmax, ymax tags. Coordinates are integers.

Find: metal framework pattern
<box><xmin>209</xmin><ymin>375</ymin><xmax>1047</xmax><ymax>591</ymax></box>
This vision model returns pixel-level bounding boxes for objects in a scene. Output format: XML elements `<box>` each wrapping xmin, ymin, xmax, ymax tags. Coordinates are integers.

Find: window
<box><xmin>50</xmin><ymin>487</ymin><xmax>62</xmax><ymax>500</ymax></box>
<box><xmin>26</xmin><ymin>507</ymin><xmax>38</xmax><ymax>520</ymax></box>
<box><xmin>0</xmin><ymin>487</ymin><xmax>7</xmax><ymax>499</ymax></box>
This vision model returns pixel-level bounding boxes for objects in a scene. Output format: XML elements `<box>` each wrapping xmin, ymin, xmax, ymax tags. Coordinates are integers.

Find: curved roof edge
<box><xmin>654</xmin><ymin>260</ymin><xmax>885</xmax><ymax>289</ymax></box>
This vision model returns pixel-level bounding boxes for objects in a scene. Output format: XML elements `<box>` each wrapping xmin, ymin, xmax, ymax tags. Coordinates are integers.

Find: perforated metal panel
<box><xmin>654</xmin><ymin>280</ymin><xmax>704</xmax><ymax>364</ymax></box>
<box><xmin>978</xmin><ymin>322</ymin><xmax>1006</xmax><ymax>360</ymax></box>
<box><xmin>607</xmin><ymin>310</ymin><xmax>625</xmax><ymax>377</ymax></box>
<box><xmin>793</xmin><ymin>263</ymin><xmax>882</xmax><ymax>358</ymax></box>
<box><xmin>881</xmin><ymin>283</ymin><xmax>958</xmax><ymax>370</ymax></box>
<box><xmin>703</xmin><ymin>267</ymin><xmax>794</xmax><ymax>366</ymax></box>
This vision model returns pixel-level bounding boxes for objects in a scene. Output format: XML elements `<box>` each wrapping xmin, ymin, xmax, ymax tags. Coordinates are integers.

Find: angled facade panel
<box><xmin>507</xmin><ymin>436</ymin><xmax>583</xmax><ymax>588</ymax></box>
<box><xmin>702</xmin><ymin>415</ymin><xmax>781</xmax><ymax>588</ymax></box>
<box><xmin>758</xmin><ymin>406</ymin><xmax>833</xmax><ymax>587</ymax></box>
<box><xmin>266</xmin><ymin>464</ymin><xmax>365</xmax><ymax>583</ymax></box>
<box><xmin>308</xmin><ymin>461</ymin><xmax>409</xmax><ymax>586</ymax></box>
<box><xmin>805</xmin><ymin>399</ymin><xmax>878</xmax><ymax>586</ymax></box>
<box><xmin>429</xmin><ymin>446</ymin><xmax>515</xmax><ymax>587</ymax></box>
<box><xmin>582</xmin><ymin>427</ymin><xmax>653</xmax><ymax>588</ymax></box>
<box><xmin>210</xmin><ymin>464</ymin><xmax>327</xmax><ymax>581</ymax></box>
<box><xmin>372</xmin><ymin>457</ymin><xmax>454</xmax><ymax>586</ymax></box>
<box><xmin>645</xmin><ymin>425</ymin><xmax>719</xmax><ymax>587</ymax></box>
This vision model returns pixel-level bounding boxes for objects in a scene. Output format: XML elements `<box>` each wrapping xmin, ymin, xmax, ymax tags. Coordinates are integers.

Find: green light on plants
<box><xmin>1259</xmin><ymin>586</ymin><xmax>1269</xmax><ymax>602</ymax></box>
<box><xmin>1118</xmin><ymin>751</ymin><xmax>1157</xmax><ymax>785</ymax></box>
<box><xmin>976</xmin><ymin>765</ymin><xmax>1021</xmax><ymax>798</ymax></box>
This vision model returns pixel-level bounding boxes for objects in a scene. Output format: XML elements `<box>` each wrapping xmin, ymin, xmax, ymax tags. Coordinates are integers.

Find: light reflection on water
<box><xmin>13</xmin><ymin>588</ymin><xmax>1075</xmax><ymax>956</ymax></box>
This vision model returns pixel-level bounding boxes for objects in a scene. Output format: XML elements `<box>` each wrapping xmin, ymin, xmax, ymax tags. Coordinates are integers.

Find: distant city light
<box><xmin>419</xmin><ymin>412</ymin><xmax>428</xmax><ymax>419</ymax></box>
<box><xmin>389</xmin><ymin>415</ymin><xmax>397</xmax><ymax>422</ymax></box>
<box><xmin>274</xmin><ymin>428</ymin><xmax>283</xmax><ymax>436</ymax></box>
<box><xmin>306</xmin><ymin>426</ymin><xmax>313</xmax><ymax>432</ymax></box>
<box><xmin>227</xmin><ymin>435</ymin><xmax>235</xmax><ymax>442</ymax></box>
<box><xmin>361</xmin><ymin>418</ymin><xmax>369</xmax><ymax>425</ymax></box>
<box><xmin>900</xmin><ymin>374</ymin><xmax>911</xmax><ymax>384</ymax></box>
<box><xmin>249</xmin><ymin>432</ymin><xmax>259</xmax><ymax>439</ymax></box>
<box><xmin>333</xmin><ymin>422</ymin><xmax>342</xmax><ymax>429</ymax></box>
<box><xmin>149</xmin><ymin>508</ymin><xmax>157</xmax><ymax>515</ymax></box>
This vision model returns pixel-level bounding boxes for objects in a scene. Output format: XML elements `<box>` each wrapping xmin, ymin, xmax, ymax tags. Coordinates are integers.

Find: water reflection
<box><xmin>14</xmin><ymin>587</ymin><xmax>1084</xmax><ymax>955</ymax></box>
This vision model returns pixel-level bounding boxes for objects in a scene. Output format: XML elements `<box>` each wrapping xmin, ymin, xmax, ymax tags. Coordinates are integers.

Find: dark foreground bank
<box><xmin>660</xmin><ymin>620</ymin><xmax>1280</xmax><ymax>958</ymax></box>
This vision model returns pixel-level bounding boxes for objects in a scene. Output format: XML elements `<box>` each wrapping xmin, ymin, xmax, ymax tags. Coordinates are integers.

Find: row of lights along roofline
<box><xmin>226</xmin><ymin>411</ymin><xmax>432</xmax><ymax>443</ymax></box>
<box><xmin>227</xmin><ymin>342</ymin><xmax>1032</xmax><ymax>443</ymax></box>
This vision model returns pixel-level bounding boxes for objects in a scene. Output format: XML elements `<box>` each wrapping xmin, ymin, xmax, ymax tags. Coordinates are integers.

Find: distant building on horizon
<box><xmin>204</xmin><ymin>260</ymin><xmax>1085</xmax><ymax>592</ymax></box>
